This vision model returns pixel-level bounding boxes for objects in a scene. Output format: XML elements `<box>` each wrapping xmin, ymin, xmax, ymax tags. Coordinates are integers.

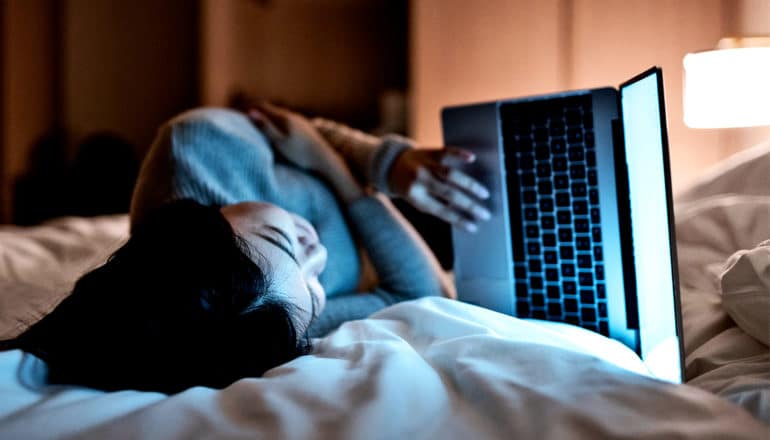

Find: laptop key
<box><xmin>599</xmin><ymin>320</ymin><xmax>609</xmax><ymax>336</ymax></box>
<box><xmin>535</xmin><ymin>144</ymin><xmax>550</xmax><ymax>160</ymax></box>
<box><xmin>522</xmin><ymin>172</ymin><xmax>536</xmax><ymax>187</ymax></box>
<box><xmin>581</xmin><ymin>307</ymin><xmax>597</xmax><ymax>323</ymax></box>
<box><xmin>530</xmin><ymin>276</ymin><xmax>543</xmax><ymax>289</ymax></box>
<box><xmin>541</xmin><ymin>216</ymin><xmax>555</xmax><ymax>229</ymax></box>
<box><xmin>551</xmin><ymin>138</ymin><xmax>566</xmax><ymax>154</ymax></box>
<box><xmin>536</xmin><ymin>163</ymin><xmax>552</xmax><ymax>177</ymax></box>
<box><xmin>586</xmin><ymin>150</ymin><xmax>596</xmax><ymax>167</ymax></box>
<box><xmin>573</xmin><ymin>200</ymin><xmax>588</xmax><ymax>215</ymax></box>
<box><xmin>557</xmin><ymin>210</ymin><xmax>572</xmax><ymax>224</ymax></box>
<box><xmin>547</xmin><ymin>285</ymin><xmax>561</xmax><ymax>299</ymax></box>
<box><xmin>595</xmin><ymin>265</ymin><xmax>605</xmax><ymax>281</ymax></box>
<box><xmin>591</xmin><ymin>208</ymin><xmax>601</xmax><ymax>223</ymax></box>
<box><xmin>532</xmin><ymin>309</ymin><xmax>547</xmax><ymax>319</ymax></box>
<box><xmin>544</xmin><ymin>251</ymin><xmax>558</xmax><ymax>264</ymax></box>
<box><xmin>523</xmin><ymin>190</ymin><xmax>537</xmax><ymax>203</ymax></box>
<box><xmin>585</xmin><ymin>130</ymin><xmax>595</xmax><ymax>148</ymax></box>
<box><xmin>575</xmin><ymin>218</ymin><xmax>590</xmax><ymax>232</ymax></box>
<box><xmin>578</xmin><ymin>272</ymin><xmax>593</xmax><ymax>286</ymax></box>
<box><xmin>580</xmin><ymin>290</ymin><xmax>595</xmax><ymax>304</ymax></box>
<box><xmin>516</xmin><ymin>301</ymin><xmax>530</xmax><ymax>316</ymax></box>
<box><xmin>570</xmin><ymin>164</ymin><xmax>586</xmax><ymax>179</ymax></box>
<box><xmin>572</xmin><ymin>182</ymin><xmax>587</xmax><ymax>197</ymax></box>
<box><xmin>525</xmin><ymin>208</ymin><xmax>538</xmax><ymax>220</ymax></box>
<box><xmin>560</xmin><ymin>245</ymin><xmax>574</xmax><ymax>259</ymax></box>
<box><xmin>561</xmin><ymin>263</ymin><xmax>575</xmax><ymax>277</ymax></box>
<box><xmin>558</xmin><ymin>228</ymin><xmax>572</xmax><ymax>242</ymax></box>
<box><xmin>553</xmin><ymin>156</ymin><xmax>568</xmax><ymax>172</ymax></box>
<box><xmin>539</xmin><ymin>198</ymin><xmax>554</xmax><ymax>212</ymax></box>
<box><xmin>527</xmin><ymin>242</ymin><xmax>541</xmax><ymax>255</ymax></box>
<box><xmin>547</xmin><ymin>302</ymin><xmax>562</xmax><ymax>317</ymax></box>
<box><xmin>529</xmin><ymin>259</ymin><xmax>542</xmax><ymax>272</ymax></box>
<box><xmin>554</xmin><ymin>173</ymin><xmax>569</xmax><ymax>189</ymax></box>
<box><xmin>568</xmin><ymin>146</ymin><xmax>585</xmax><ymax>161</ymax></box>
<box><xmin>588</xmin><ymin>169</ymin><xmax>598</xmax><ymax>185</ymax></box>
<box><xmin>576</xmin><ymin>236</ymin><xmax>591</xmax><ymax>250</ymax></box>
<box><xmin>515</xmin><ymin>265</ymin><xmax>528</xmax><ymax>279</ymax></box>
<box><xmin>532</xmin><ymin>293</ymin><xmax>545</xmax><ymax>307</ymax></box>
<box><xmin>516</xmin><ymin>283</ymin><xmax>529</xmax><ymax>298</ymax></box>
<box><xmin>592</xmin><ymin>226</ymin><xmax>602</xmax><ymax>242</ymax></box>
<box><xmin>563</xmin><ymin>281</ymin><xmax>576</xmax><ymax>295</ymax></box>
<box><xmin>589</xmin><ymin>189</ymin><xmax>599</xmax><ymax>205</ymax></box>
<box><xmin>598</xmin><ymin>301</ymin><xmax>608</xmax><ymax>318</ymax></box>
<box><xmin>542</xmin><ymin>233</ymin><xmax>556</xmax><ymax>247</ymax></box>
<box><xmin>597</xmin><ymin>283</ymin><xmax>606</xmax><ymax>299</ymax></box>
<box><xmin>538</xmin><ymin>180</ymin><xmax>553</xmax><ymax>194</ymax></box>
<box><xmin>555</xmin><ymin>192</ymin><xmax>570</xmax><ymax>206</ymax></box>
<box><xmin>520</xmin><ymin>153</ymin><xmax>535</xmax><ymax>170</ymax></box>
<box><xmin>594</xmin><ymin>246</ymin><xmax>603</xmax><ymax>261</ymax></box>
<box><xmin>546</xmin><ymin>268</ymin><xmax>559</xmax><ymax>282</ymax></box>
<box><xmin>565</xmin><ymin>298</ymin><xmax>578</xmax><ymax>313</ymax></box>
<box><xmin>577</xmin><ymin>254</ymin><xmax>592</xmax><ymax>268</ymax></box>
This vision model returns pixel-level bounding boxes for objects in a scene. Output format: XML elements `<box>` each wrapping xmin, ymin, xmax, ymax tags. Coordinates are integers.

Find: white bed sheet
<box><xmin>1</xmin><ymin>141</ymin><xmax>769</xmax><ymax>439</ymax></box>
<box><xmin>0</xmin><ymin>297</ymin><xmax>765</xmax><ymax>439</ymax></box>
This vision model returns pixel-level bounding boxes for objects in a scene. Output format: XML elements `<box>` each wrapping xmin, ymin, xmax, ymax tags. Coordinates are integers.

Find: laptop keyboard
<box><xmin>500</xmin><ymin>95</ymin><xmax>610</xmax><ymax>336</ymax></box>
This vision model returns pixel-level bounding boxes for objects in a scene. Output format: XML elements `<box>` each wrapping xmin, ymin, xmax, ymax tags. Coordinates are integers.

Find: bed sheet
<box><xmin>0</xmin><ymin>297</ymin><xmax>765</xmax><ymax>439</ymax></box>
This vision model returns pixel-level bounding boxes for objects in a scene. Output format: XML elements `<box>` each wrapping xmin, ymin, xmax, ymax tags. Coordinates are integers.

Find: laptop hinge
<box><xmin>611</xmin><ymin>118</ymin><xmax>639</xmax><ymax>330</ymax></box>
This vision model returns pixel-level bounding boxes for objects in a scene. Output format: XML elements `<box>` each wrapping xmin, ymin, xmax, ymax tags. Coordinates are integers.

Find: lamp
<box><xmin>683</xmin><ymin>37</ymin><xmax>770</xmax><ymax>128</ymax></box>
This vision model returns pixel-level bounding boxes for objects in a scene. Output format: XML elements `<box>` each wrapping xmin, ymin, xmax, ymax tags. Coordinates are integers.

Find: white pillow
<box><xmin>720</xmin><ymin>240</ymin><xmax>770</xmax><ymax>346</ymax></box>
<box><xmin>0</xmin><ymin>215</ymin><xmax>128</xmax><ymax>340</ymax></box>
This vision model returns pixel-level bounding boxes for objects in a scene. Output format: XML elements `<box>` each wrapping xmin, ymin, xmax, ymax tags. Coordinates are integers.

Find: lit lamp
<box><xmin>683</xmin><ymin>37</ymin><xmax>770</xmax><ymax>128</ymax></box>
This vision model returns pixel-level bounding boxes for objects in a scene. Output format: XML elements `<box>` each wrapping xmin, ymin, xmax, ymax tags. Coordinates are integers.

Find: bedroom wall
<box><xmin>0</xmin><ymin>0</ymin><xmax>58</xmax><ymax>222</ymax></box>
<box><xmin>199</xmin><ymin>0</ymin><xmax>408</xmax><ymax>131</ymax></box>
<box><xmin>410</xmin><ymin>0</ymin><xmax>767</xmax><ymax>194</ymax></box>
<box><xmin>0</xmin><ymin>0</ymin><xmax>200</xmax><ymax>224</ymax></box>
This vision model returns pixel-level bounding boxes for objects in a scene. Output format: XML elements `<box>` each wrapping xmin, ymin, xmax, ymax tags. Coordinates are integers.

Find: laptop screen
<box><xmin>620</xmin><ymin>68</ymin><xmax>682</xmax><ymax>382</ymax></box>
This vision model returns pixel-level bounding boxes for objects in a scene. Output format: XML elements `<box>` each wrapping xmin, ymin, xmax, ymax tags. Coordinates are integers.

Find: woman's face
<box><xmin>220</xmin><ymin>202</ymin><xmax>326</xmax><ymax>332</ymax></box>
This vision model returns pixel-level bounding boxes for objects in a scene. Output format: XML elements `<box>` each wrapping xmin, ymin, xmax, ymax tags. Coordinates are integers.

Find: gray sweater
<box><xmin>130</xmin><ymin>108</ymin><xmax>448</xmax><ymax>337</ymax></box>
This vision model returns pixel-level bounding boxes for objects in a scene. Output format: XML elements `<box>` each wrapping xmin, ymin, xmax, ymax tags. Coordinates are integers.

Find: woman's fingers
<box><xmin>422</xmin><ymin>148</ymin><xmax>490</xmax><ymax>201</ymax></box>
<box><xmin>419</xmin><ymin>168</ymin><xmax>491</xmax><ymax>221</ymax></box>
<box><xmin>247</xmin><ymin>109</ymin><xmax>285</xmax><ymax>144</ymax></box>
<box><xmin>406</xmin><ymin>168</ymin><xmax>491</xmax><ymax>232</ymax></box>
<box><xmin>252</xmin><ymin>102</ymin><xmax>291</xmax><ymax>135</ymax></box>
<box><xmin>444</xmin><ymin>168</ymin><xmax>490</xmax><ymax>200</ymax></box>
<box><xmin>407</xmin><ymin>182</ymin><xmax>477</xmax><ymax>232</ymax></box>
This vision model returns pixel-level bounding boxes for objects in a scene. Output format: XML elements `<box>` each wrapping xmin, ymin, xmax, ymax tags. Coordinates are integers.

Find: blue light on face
<box><xmin>621</xmin><ymin>72</ymin><xmax>681</xmax><ymax>383</ymax></box>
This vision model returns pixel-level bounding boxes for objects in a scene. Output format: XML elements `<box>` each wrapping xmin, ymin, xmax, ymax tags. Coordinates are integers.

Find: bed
<box><xmin>0</xmin><ymin>142</ymin><xmax>768</xmax><ymax>439</ymax></box>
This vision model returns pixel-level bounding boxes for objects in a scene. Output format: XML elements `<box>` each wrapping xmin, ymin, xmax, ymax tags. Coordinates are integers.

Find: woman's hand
<box><xmin>247</xmin><ymin>102</ymin><xmax>344</xmax><ymax>176</ymax></box>
<box><xmin>247</xmin><ymin>103</ymin><xmax>364</xmax><ymax>203</ymax></box>
<box><xmin>388</xmin><ymin>147</ymin><xmax>491</xmax><ymax>232</ymax></box>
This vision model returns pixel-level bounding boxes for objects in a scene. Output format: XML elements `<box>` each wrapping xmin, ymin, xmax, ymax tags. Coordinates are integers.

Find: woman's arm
<box><xmin>251</xmin><ymin>104</ymin><xmax>453</xmax><ymax>300</ymax></box>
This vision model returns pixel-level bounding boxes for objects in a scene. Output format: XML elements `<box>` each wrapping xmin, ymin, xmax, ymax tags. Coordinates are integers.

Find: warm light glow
<box><xmin>683</xmin><ymin>47</ymin><xmax>770</xmax><ymax>128</ymax></box>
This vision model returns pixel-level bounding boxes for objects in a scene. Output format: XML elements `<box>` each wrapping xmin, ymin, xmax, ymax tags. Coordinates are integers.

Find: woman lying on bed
<box><xmin>16</xmin><ymin>104</ymin><xmax>490</xmax><ymax>394</ymax></box>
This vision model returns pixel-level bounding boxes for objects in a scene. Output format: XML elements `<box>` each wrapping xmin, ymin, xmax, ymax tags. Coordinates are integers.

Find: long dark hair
<box><xmin>16</xmin><ymin>199</ymin><xmax>311</xmax><ymax>393</ymax></box>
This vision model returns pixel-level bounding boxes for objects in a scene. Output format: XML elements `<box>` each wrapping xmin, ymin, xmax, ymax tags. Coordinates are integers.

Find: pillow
<box><xmin>0</xmin><ymin>215</ymin><xmax>128</xmax><ymax>340</ymax></box>
<box><xmin>720</xmin><ymin>240</ymin><xmax>770</xmax><ymax>346</ymax></box>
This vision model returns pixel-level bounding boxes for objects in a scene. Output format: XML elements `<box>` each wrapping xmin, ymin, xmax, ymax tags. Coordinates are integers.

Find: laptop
<box><xmin>441</xmin><ymin>67</ymin><xmax>683</xmax><ymax>382</ymax></box>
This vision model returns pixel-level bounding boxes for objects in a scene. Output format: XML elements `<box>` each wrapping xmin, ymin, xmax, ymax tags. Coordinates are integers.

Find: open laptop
<box><xmin>441</xmin><ymin>67</ymin><xmax>683</xmax><ymax>382</ymax></box>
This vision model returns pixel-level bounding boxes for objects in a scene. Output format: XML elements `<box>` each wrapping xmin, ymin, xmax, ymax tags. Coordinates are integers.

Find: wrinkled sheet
<box><xmin>0</xmin><ymin>297</ymin><xmax>765</xmax><ymax>439</ymax></box>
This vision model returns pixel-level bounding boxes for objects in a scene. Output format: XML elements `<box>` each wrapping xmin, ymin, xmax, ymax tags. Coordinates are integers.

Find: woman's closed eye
<box><xmin>254</xmin><ymin>227</ymin><xmax>298</xmax><ymax>263</ymax></box>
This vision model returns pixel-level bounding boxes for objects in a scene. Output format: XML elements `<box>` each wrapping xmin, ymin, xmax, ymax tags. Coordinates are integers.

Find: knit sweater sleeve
<box><xmin>311</xmin><ymin>117</ymin><xmax>413</xmax><ymax>195</ymax></box>
<box><xmin>307</xmin><ymin>193</ymin><xmax>452</xmax><ymax>337</ymax></box>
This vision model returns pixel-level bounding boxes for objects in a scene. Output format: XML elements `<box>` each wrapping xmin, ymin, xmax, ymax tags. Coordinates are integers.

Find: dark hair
<box><xmin>17</xmin><ymin>199</ymin><xmax>311</xmax><ymax>393</ymax></box>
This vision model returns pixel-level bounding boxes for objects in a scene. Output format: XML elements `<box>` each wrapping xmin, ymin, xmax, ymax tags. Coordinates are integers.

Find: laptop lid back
<box><xmin>619</xmin><ymin>67</ymin><xmax>683</xmax><ymax>382</ymax></box>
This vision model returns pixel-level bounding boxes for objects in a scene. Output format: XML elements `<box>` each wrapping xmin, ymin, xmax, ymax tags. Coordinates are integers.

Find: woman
<box><xmin>17</xmin><ymin>104</ymin><xmax>490</xmax><ymax>393</ymax></box>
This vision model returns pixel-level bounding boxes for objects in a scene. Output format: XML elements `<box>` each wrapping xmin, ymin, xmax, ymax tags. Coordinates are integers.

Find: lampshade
<box><xmin>683</xmin><ymin>37</ymin><xmax>770</xmax><ymax>129</ymax></box>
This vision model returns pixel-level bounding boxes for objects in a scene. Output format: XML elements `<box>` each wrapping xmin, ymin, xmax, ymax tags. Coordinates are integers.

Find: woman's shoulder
<box><xmin>165</xmin><ymin>107</ymin><xmax>257</xmax><ymax>140</ymax></box>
